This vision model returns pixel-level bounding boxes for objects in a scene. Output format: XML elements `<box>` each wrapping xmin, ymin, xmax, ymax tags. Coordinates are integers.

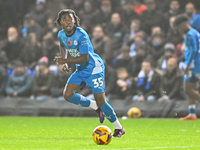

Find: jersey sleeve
<box><xmin>185</xmin><ymin>34</ymin><xmax>197</xmax><ymax>66</ymax></box>
<box><xmin>58</xmin><ymin>32</ymin><xmax>65</xmax><ymax>47</ymax></box>
<box><xmin>78</xmin><ymin>33</ymin><xmax>89</xmax><ymax>54</ymax></box>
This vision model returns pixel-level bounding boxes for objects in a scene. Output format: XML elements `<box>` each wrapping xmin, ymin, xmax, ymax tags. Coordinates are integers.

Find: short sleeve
<box><xmin>78</xmin><ymin>33</ymin><xmax>89</xmax><ymax>54</ymax></box>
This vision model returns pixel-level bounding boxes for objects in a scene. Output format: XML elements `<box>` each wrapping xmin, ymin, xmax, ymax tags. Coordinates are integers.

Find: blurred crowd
<box><xmin>0</xmin><ymin>0</ymin><xmax>200</xmax><ymax>102</ymax></box>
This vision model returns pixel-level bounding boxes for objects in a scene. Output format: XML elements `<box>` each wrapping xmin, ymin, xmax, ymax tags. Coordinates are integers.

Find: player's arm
<box><xmin>59</xmin><ymin>44</ymin><xmax>68</xmax><ymax>59</ymax></box>
<box><xmin>184</xmin><ymin>65</ymin><xmax>190</xmax><ymax>75</ymax></box>
<box><xmin>57</xmin><ymin>35</ymin><xmax>71</xmax><ymax>72</ymax></box>
<box><xmin>58</xmin><ymin>44</ymin><xmax>72</xmax><ymax>73</ymax></box>
<box><xmin>55</xmin><ymin>54</ymin><xmax>89</xmax><ymax>64</ymax></box>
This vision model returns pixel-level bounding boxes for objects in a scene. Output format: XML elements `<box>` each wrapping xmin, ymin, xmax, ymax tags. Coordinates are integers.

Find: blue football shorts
<box><xmin>67</xmin><ymin>69</ymin><xmax>105</xmax><ymax>94</ymax></box>
<box><xmin>184</xmin><ymin>69</ymin><xmax>200</xmax><ymax>83</ymax></box>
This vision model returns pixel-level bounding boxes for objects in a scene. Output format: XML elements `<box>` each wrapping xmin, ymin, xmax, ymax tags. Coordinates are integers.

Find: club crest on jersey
<box><xmin>74</xmin><ymin>40</ymin><xmax>78</xmax><ymax>45</ymax></box>
<box><xmin>68</xmin><ymin>40</ymin><xmax>72</xmax><ymax>46</ymax></box>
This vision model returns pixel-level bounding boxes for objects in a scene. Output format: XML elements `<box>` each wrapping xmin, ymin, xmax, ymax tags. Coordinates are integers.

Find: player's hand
<box><xmin>62</xmin><ymin>63</ymin><xmax>71</xmax><ymax>73</ymax></box>
<box><xmin>54</xmin><ymin>56</ymin><xmax>66</xmax><ymax>64</ymax></box>
<box><xmin>184</xmin><ymin>66</ymin><xmax>190</xmax><ymax>76</ymax></box>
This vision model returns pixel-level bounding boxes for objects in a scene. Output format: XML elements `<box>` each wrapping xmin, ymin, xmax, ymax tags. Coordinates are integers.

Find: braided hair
<box><xmin>54</xmin><ymin>9</ymin><xmax>80</xmax><ymax>27</ymax></box>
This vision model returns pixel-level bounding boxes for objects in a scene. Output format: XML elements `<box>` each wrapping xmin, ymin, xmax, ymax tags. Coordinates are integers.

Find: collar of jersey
<box><xmin>65</xmin><ymin>26</ymin><xmax>77</xmax><ymax>37</ymax></box>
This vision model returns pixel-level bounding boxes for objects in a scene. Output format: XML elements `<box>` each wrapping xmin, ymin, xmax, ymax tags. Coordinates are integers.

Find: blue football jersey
<box><xmin>184</xmin><ymin>28</ymin><xmax>200</xmax><ymax>71</ymax></box>
<box><xmin>58</xmin><ymin>27</ymin><xmax>104</xmax><ymax>74</ymax></box>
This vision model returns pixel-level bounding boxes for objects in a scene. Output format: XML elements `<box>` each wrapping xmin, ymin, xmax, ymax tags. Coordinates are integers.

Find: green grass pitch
<box><xmin>0</xmin><ymin>117</ymin><xmax>200</xmax><ymax>150</ymax></box>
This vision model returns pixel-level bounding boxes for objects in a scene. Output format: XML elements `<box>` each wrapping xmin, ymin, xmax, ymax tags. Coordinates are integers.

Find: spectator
<box><xmin>106</xmin><ymin>13</ymin><xmax>127</xmax><ymax>57</ymax></box>
<box><xmin>21</xmin><ymin>14</ymin><xmax>42</xmax><ymax>41</ymax></box>
<box><xmin>149</xmin><ymin>35</ymin><xmax>165</xmax><ymax>61</ymax></box>
<box><xmin>159</xmin><ymin>57</ymin><xmax>185</xmax><ymax>102</ymax></box>
<box><xmin>91</xmin><ymin>25</ymin><xmax>112</xmax><ymax>65</ymax></box>
<box><xmin>5</xmin><ymin>60</ymin><xmax>32</xmax><ymax>97</ymax></box>
<box><xmin>43</xmin><ymin>17</ymin><xmax>59</xmax><ymax>39</ymax></box>
<box><xmin>29</xmin><ymin>0</ymin><xmax>50</xmax><ymax>28</ymax></box>
<box><xmin>157</xmin><ymin>43</ymin><xmax>175</xmax><ymax>72</ymax></box>
<box><xmin>151</xmin><ymin>26</ymin><xmax>162</xmax><ymax>36</ymax></box>
<box><xmin>51</xmin><ymin>64</ymin><xmax>71</xmax><ymax>100</ymax></box>
<box><xmin>79</xmin><ymin>0</ymin><xmax>98</xmax><ymax>29</ymax></box>
<box><xmin>0</xmin><ymin>65</ymin><xmax>7</xmax><ymax>97</ymax></box>
<box><xmin>123</xmin><ymin>19</ymin><xmax>140</xmax><ymax>46</ymax></box>
<box><xmin>120</xmin><ymin>0</ymin><xmax>139</xmax><ymax>27</ymax></box>
<box><xmin>174</xmin><ymin>41</ymin><xmax>184</xmax><ymax>59</ymax></box>
<box><xmin>140</xmin><ymin>0</ymin><xmax>163</xmax><ymax>35</ymax></box>
<box><xmin>104</xmin><ymin>65</ymin><xmax>118</xmax><ymax>97</ymax></box>
<box><xmin>0</xmin><ymin>51</ymin><xmax>8</xmax><ymax>69</ymax></box>
<box><xmin>133</xmin><ymin>0</ymin><xmax>147</xmax><ymax>16</ymax></box>
<box><xmin>128</xmin><ymin>45</ymin><xmax>147</xmax><ymax>77</ymax></box>
<box><xmin>31</xmin><ymin>57</ymin><xmax>53</xmax><ymax>100</ymax></box>
<box><xmin>42</xmin><ymin>33</ymin><xmax>60</xmax><ymax>66</ymax></box>
<box><xmin>146</xmin><ymin>26</ymin><xmax>163</xmax><ymax>45</ymax></box>
<box><xmin>94</xmin><ymin>0</ymin><xmax>112</xmax><ymax>28</ymax></box>
<box><xmin>69</xmin><ymin>0</ymin><xmax>84</xmax><ymax>17</ymax></box>
<box><xmin>163</xmin><ymin>0</ymin><xmax>182</xmax><ymax>33</ymax></box>
<box><xmin>113</xmin><ymin>46</ymin><xmax>131</xmax><ymax>70</ymax></box>
<box><xmin>185</xmin><ymin>2</ymin><xmax>200</xmax><ymax>31</ymax></box>
<box><xmin>0</xmin><ymin>0</ymin><xmax>28</xmax><ymax>40</ymax></box>
<box><xmin>166</xmin><ymin>16</ymin><xmax>183</xmax><ymax>46</ymax></box>
<box><xmin>115</xmin><ymin>67</ymin><xmax>136</xmax><ymax>99</ymax></box>
<box><xmin>167</xmin><ymin>0</ymin><xmax>181</xmax><ymax>17</ymax></box>
<box><xmin>80</xmin><ymin>22</ymin><xmax>93</xmax><ymax>38</ymax></box>
<box><xmin>20</xmin><ymin>32</ymin><xmax>42</xmax><ymax>68</ymax></box>
<box><xmin>129</xmin><ymin>34</ymin><xmax>146</xmax><ymax>57</ymax></box>
<box><xmin>133</xmin><ymin>59</ymin><xmax>161</xmax><ymax>101</ymax></box>
<box><xmin>135</xmin><ymin>30</ymin><xmax>146</xmax><ymax>41</ymax></box>
<box><xmin>1</xmin><ymin>27</ymin><xmax>24</xmax><ymax>63</ymax></box>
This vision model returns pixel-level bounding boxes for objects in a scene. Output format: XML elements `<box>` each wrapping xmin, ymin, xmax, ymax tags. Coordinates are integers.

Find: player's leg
<box><xmin>63</xmin><ymin>71</ymin><xmax>99</xmax><ymax>110</ymax></box>
<box><xmin>180</xmin><ymin>81</ymin><xmax>198</xmax><ymax>120</ymax></box>
<box><xmin>185</xmin><ymin>82</ymin><xmax>200</xmax><ymax>100</ymax></box>
<box><xmin>64</xmin><ymin>83</ymin><xmax>107</xmax><ymax>119</ymax></box>
<box><xmin>85</xmin><ymin>70</ymin><xmax>125</xmax><ymax>136</ymax></box>
<box><xmin>94</xmin><ymin>92</ymin><xmax>125</xmax><ymax>137</ymax></box>
<box><xmin>63</xmin><ymin>83</ymin><xmax>101</xmax><ymax>109</ymax></box>
<box><xmin>64</xmin><ymin>72</ymin><xmax>105</xmax><ymax>123</ymax></box>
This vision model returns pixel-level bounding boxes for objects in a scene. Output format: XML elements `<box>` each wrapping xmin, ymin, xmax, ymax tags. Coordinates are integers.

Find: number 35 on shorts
<box><xmin>92</xmin><ymin>77</ymin><xmax>103</xmax><ymax>88</ymax></box>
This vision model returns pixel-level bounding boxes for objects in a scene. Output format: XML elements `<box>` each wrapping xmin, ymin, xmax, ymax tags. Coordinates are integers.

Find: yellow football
<box><xmin>127</xmin><ymin>107</ymin><xmax>141</xmax><ymax>118</ymax></box>
<box><xmin>92</xmin><ymin>125</ymin><xmax>112</xmax><ymax>145</ymax></box>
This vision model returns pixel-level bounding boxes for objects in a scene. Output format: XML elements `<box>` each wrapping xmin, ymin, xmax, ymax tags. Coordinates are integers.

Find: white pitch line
<box><xmin>2</xmin><ymin>146</ymin><xmax>200</xmax><ymax>150</ymax></box>
<box><xmin>75</xmin><ymin>145</ymin><xmax>200</xmax><ymax>150</ymax></box>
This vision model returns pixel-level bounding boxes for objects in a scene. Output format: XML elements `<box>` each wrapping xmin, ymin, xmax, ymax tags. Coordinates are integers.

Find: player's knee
<box><xmin>95</xmin><ymin>96</ymin><xmax>105</xmax><ymax>107</ymax></box>
<box><xmin>63</xmin><ymin>91</ymin><xmax>73</xmax><ymax>101</ymax></box>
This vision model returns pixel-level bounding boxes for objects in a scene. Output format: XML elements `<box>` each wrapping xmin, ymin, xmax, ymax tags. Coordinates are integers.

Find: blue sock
<box><xmin>188</xmin><ymin>107</ymin><xmax>196</xmax><ymax>114</ymax></box>
<box><xmin>67</xmin><ymin>94</ymin><xmax>90</xmax><ymax>107</ymax></box>
<box><xmin>188</xmin><ymin>104</ymin><xmax>196</xmax><ymax>117</ymax></box>
<box><xmin>100</xmin><ymin>102</ymin><xmax>117</xmax><ymax>123</ymax></box>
